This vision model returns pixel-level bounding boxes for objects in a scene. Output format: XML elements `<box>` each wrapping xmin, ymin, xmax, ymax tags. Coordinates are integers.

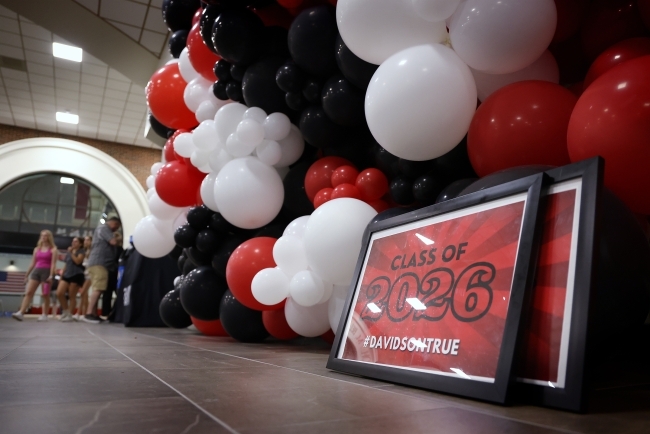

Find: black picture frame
<box><xmin>327</xmin><ymin>173</ymin><xmax>547</xmax><ymax>404</ymax></box>
<box><xmin>516</xmin><ymin>157</ymin><xmax>603</xmax><ymax>413</ymax></box>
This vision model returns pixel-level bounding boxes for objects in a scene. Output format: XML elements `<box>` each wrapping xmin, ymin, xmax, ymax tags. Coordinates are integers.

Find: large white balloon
<box><xmin>192</xmin><ymin>120</ymin><xmax>219</xmax><ymax>150</ymax></box>
<box><xmin>178</xmin><ymin>48</ymin><xmax>200</xmax><ymax>82</ymax></box>
<box><xmin>242</xmin><ymin>107</ymin><xmax>267</xmax><ymax>123</ymax></box>
<box><xmin>337</xmin><ymin>0</ymin><xmax>447</xmax><ymax>65</ymax></box>
<box><xmin>284</xmin><ymin>297</ymin><xmax>331</xmax><ymax>337</ymax></box>
<box><xmin>283</xmin><ymin>215</ymin><xmax>310</xmax><ymax>239</ymax></box>
<box><xmin>173</xmin><ymin>132</ymin><xmax>195</xmax><ymax>158</ymax></box>
<box><xmin>214</xmin><ymin>103</ymin><xmax>247</xmax><ymax>144</ymax></box>
<box><xmin>274</xmin><ymin>125</ymin><xmax>304</xmax><ymax>168</ymax></box>
<box><xmin>448</xmin><ymin>0</ymin><xmax>557</xmax><ymax>74</ymax></box>
<box><xmin>148</xmin><ymin>191</ymin><xmax>183</xmax><ymax>220</ymax></box>
<box><xmin>328</xmin><ymin>284</ymin><xmax>350</xmax><ymax>333</ymax></box>
<box><xmin>472</xmin><ymin>50</ymin><xmax>559</xmax><ymax>101</ymax></box>
<box><xmin>200</xmin><ymin>172</ymin><xmax>219</xmax><ymax>211</ymax></box>
<box><xmin>303</xmin><ymin>198</ymin><xmax>377</xmax><ymax>285</ymax></box>
<box><xmin>252</xmin><ymin>267</ymin><xmax>290</xmax><ymax>306</ymax></box>
<box><xmin>273</xmin><ymin>235</ymin><xmax>308</xmax><ymax>277</ymax></box>
<box><xmin>412</xmin><ymin>0</ymin><xmax>461</xmax><ymax>22</ymax></box>
<box><xmin>132</xmin><ymin>215</ymin><xmax>176</xmax><ymax>258</ymax></box>
<box><xmin>183</xmin><ymin>77</ymin><xmax>212</xmax><ymax>112</ymax></box>
<box><xmin>365</xmin><ymin>44</ymin><xmax>477</xmax><ymax>161</ymax></box>
<box><xmin>213</xmin><ymin>157</ymin><xmax>284</xmax><ymax>229</ymax></box>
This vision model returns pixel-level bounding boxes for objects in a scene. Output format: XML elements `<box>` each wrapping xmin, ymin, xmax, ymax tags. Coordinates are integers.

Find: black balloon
<box><xmin>230</xmin><ymin>64</ymin><xmax>246</xmax><ymax>81</ymax></box>
<box><xmin>213</xmin><ymin>80</ymin><xmax>229</xmax><ymax>100</ymax></box>
<box><xmin>282</xmin><ymin>161</ymin><xmax>315</xmax><ymax>220</ymax></box>
<box><xmin>187</xmin><ymin>205</ymin><xmax>213</xmax><ymax>230</ymax></box>
<box><xmin>174</xmin><ymin>224</ymin><xmax>198</xmax><ymax>248</ymax></box>
<box><xmin>168</xmin><ymin>30</ymin><xmax>189</xmax><ymax>58</ymax></box>
<box><xmin>412</xmin><ymin>173</ymin><xmax>442</xmax><ymax>206</ymax></box>
<box><xmin>211</xmin><ymin>235</ymin><xmax>245</xmax><ymax>277</ymax></box>
<box><xmin>375</xmin><ymin>146</ymin><xmax>400</xmax><ymax>178</ymax></box>
<box><xmin>149</xmin><ymin>113</ymin><xmax>175</xmax><ymax>139</ymax></box>
<box><xmin>177</xmin><ymin>254</ymin><xmax>187</xmax><ymax>273</ymax></box>
<box><xmin>263</xmin><ymin>26</ymin><xmax>290</xmax><ymax>58</ymax></box>
<box><xmin>214</xmin><ymin>59</ymin><xmax>232</xmax><ymax>81</ymax></box>
<box><xmin>390</xmin><ymin>176</ymin><xmax>415</xmax><ymax>206</ymax></box>
<box><xmin>182</xmin><ymin>257</ymin><xmax>197</xmax><ymax>275</ymax></box>
<box><xmin>212</xmin><ymin>8</ymin><xmax>264</xmax><ymax>65</ymax></box>
<box><xmin>335</xmin><ymin>34</ymin><xmax>378</xmax><ymax>90</ymax></box>
<box><xmin>299</xmin><ymin>106</ymin><xmax>347</xmax><ymax>149</ymax></box>
<box><xmin>302</xmin><ymin>78</ymin><xmax>321</xmax><ymax>104</ymax></box>
<box><xmin>285</xmin><ymin>92</ymin><xmax>305</xmax><ymax>111</ymax></box>
<box><xmin>242</xmin><ymin>56</ymin><xmax>293</xmax><ymax>115</ymax></box>
<box><xmin>398</xmin><ymin>159</ymin><xmax>434</xmax><ymax>180</ymax></box>
<box><xmin>321</xmin><ymin>75</ymin><xmax>364</xmax><ymax>126</ymax></box>
<box><xmin>187</xmin><ymin>246</ymin><xmax>212</xmax><ymax>266</ymax></box>
<box><xmin>209</xmin><ymin>212</ymin><xmax>239</xmax><ymax>235</ymax></box>
<box><xmin>321</xmin><ymin>126</ymin><xmax>376</xmax><ymax>170</ymax></box>
<box><xmin>288</xmin><ymin>6</ymin><xmax>338</xmax><ymax>76</ymax></box>
<box><xmin>162</xmin><ymin>0</ymin><xmax>200</xmax><ymax>32</ymax></box>
<box><xmin>254</xmin><ymin>225</ymin><xmax>285</xmax><ymax>239</ymax></box>
<box><xmin>160</xmin><ymin>288</ymin><xmax>193</xmax><ymax>328</ymax></box>
<box><xmin>200</xmin><ymin>5</ymin><xmax>222</xmax><ymax>54</ymax></box>
<box><xmin>226</xmin><ymin>81</ymin><xmax>243</xmax><ymax>102</ymax></box>
<box><xmin>180</xmin><ymin>266</ymin><xmax>228</xmax><ymax>321</ymax></box>
<box><xmin>435</xmin><ymin>178</ymin><xmax>477</xmax><ymax>204</ymax></box>
<box><xmin>195</xmin><ymin>229</ymin><xmax>220</xmax><ymax>254</ymax></box>
<box><xmin>276</xmin><ymin>61</ymin><xmax>306</xmax><ymax>94</ymax></box>
<box><xmin>219</xmin><ymin>290</ymin><xmax>269</xmax><ymax>342</ymax></box>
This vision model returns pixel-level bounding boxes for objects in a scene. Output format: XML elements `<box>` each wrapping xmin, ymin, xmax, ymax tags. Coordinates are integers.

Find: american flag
<box><xmin>0</xmin><ymin>271</ymin><xmax>26</xmax><ymax>293</ymax></box>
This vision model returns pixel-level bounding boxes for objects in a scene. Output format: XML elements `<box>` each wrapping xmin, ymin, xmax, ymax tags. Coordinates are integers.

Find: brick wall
<box><xmin>0</xmin><ymin>124</ymin><xmax>160</xmax><ymax>189</ymax></box>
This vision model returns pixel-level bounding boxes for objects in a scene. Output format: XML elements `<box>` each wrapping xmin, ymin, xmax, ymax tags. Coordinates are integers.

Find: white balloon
<box><xmin>283</xmin><ymin>216</ymin><xmax>310</xmax><ymax>239</ymax></box>
<box><xmin>290</xmin><ymin>270</ymin><xmax>325</xmax><ymax>307</ymax></box>
<box><xmin>192</xmin><ymin>120</ymin><xmax>219</xmax><ymax>150</ymax></box>
<box><xmin>262</xmin><ymin>113</ymin><xmax>291</xmax><ymax>141</ymax></box>
<box><xmin>173</xmin><ymin>209</ymin><xmax>188</xmax><ymax>230</ymax></box>
<box><xmin>214</xmin><ymin>103</ymin><xmax>247</xmax><ymax>144</ymax></box>
<box><xmin>197</xmin><ymin>163</ymin><xmax>212</xmax><ymax>174</ymax></box>
<box><xmin>472</xmin><ymin>50</ymin><xmax>559</xmax><ymax>101</ymax></box>
<box><xmin>208</xmin><ymin>148</ymin><xmax>232</xmax><ymax>173</ymax></box>
<box><xmin>146</xmin><ymin>175</ymin><xmax>155</xmax><ymax>189</ymax></box>
<box><xmin>411</xmin><ymin>0</ymin><xmax>461</xmax><ymax>22</ymax></box>
<box><xmin>195</xmin><ymin>100</ymin><xmax>218</xmax><ymax>122</ymax></box>
<box><xmin>274</xmin><ymin>125</ymin><xmax>304</xmax><ymax>168</ymax></box>
<box><xmin>276</xmin><ymin>166</ymin><xmax>289</xmax><ymax>180</ymax></box>
<box><xmin>251</xmin><ymin>267</ymin><xmax>290</xmax><ymax>306</ymax></box>
<box><xmin>303</xmin><ymin>198</ymin><xmax>377</xmax><ymax>285</ymax></box>
<box><xmin>148</xmin><ymin>191</ymin><xmax>182</xmax><ymax>220</ymax></box>
<box><xmin>242</xmin><ymin>107</ymin><xmax>267</xmax><ymax>123</ymax></box>
<box><xmin>183</xmin><ymin>77</ymin><xmax>212</xmax><ymax>112</ymax></box>
<box><xmin>200</xmin><ymin>172</ymin><xmax>219</xmax><ymax>211</ymax></box>
<box><xmin>318</xmin><ymin>280</ymin><xmax>334</xmax><ymax>305</ymax></box>
<box><xmin>448</xmin><ymin>0</ymin><xmax>557</xmax><ymax>74</ymax></box>
<box><xmin>190</xmin><ymin>149</ymin><xmax>210</xmax><ymax>169</ymax></box>
<box><xmin>173</xmin><ymin>132</ymin><xmax>195</xmax><ymax>158</ymax></box>
<box><xmin>284</xmin><ymin>297</ymin><xmax>331</xmax><ymax>337</ymax></box>
<box><xmin>256</xmin><ymin>140</ymin><xmax>282</xmax><ymax>166</ymax></box>
<box><xmin>213</xmin><ymin>157</ymin><xmax>284</xmax><ymax>229</ymax></box>
<box><xmin>236</xmin><ymin>118</ymin><xmax>265</xmax><ymax>147</ymax></box>
<box><xmin>226</xmin><ymin>133</ymin><xmax>256</xmax><ymax>158</ymax></box>
<box><xmin>328</xmin><ymin>284</ymin><xmax>350</xmax><ymax>333</ymax></box>
<box><xmin>365</xmin><ymin>44</ymin><xmax>477</xmax><ymax>161</ymax></box>
<box><xmin>273</xmin><ymin>235</ymin><xmax>308</xmax><ymax>276</ymax></box>
<box><xmin>146</xmin><ymin>188</ymin><xmax>155</xmax><ymax>200</ymax></box>
<box><xmin>337</xmin><ymin>0</ymin><xmax>448</xmax><ymax>65</ymax></box>
<box><xmin>132</xmin><ymin>215</ymin><xmax>176</xmax><ymax>258</ymax></box>
<box><xmin>178</xmin><ymin>48</ymin><xmax>200</xmax><ymax>82</ymax></box>
<box><xmin>150</xmin><ymin>162</ymin><xmax>163</xmax><ymax>177</ymax></box>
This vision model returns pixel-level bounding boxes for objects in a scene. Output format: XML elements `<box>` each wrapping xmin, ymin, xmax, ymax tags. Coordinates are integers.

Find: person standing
<box><xmin>75</xmin><ymin>236</ymin><xmax>92</xmax><ymax>321</ymax></box>
<box><xmin>56</xmin><ymin>237</ymin><xmax>86</xmax><ymax>322</ymax></box>
<box><xmin>82</xmin><ymin>217</ymin><xmax>121</xmax><ymax>324</ymax></box>
<box><xmin>12</xmin><ymin>230</ymin><xmax>58</xmax><ymax>321</ymax></box>
<box><xmin>101</xmin><ymin>232</ymin><xmax>123</xmax><ymax>320</ymax></box>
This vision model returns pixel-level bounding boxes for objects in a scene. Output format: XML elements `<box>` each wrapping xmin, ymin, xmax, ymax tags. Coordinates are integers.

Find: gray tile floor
<box><xmin>0</xmin><ymin>318</ymin><xmax>648</xmax><ymax>434</ymax></box>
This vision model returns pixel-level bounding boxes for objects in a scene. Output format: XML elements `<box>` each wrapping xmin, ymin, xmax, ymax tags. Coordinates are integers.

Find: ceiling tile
<box><xmin>55</xmin><ymin>69</ymin><xmax>81</xmax><ymax>83</ymax></box>
<box><xmin>73</xmin><ymin>0</ymin><xmax>99</xmax><ymax>14</ymax></box>
<box><xmin>107</xmin><ymin>68</ymin><xmax>130</xmax><ymax>82</ymax></box>
<box><xmin>57</xmin><ymin>124</ymin><xmax>78</xmax><ymax>135</ymax></box>
<box><xmin>34</xmin><ymin>109</ymin><xmax>53</xmax><ymax>118</ymax></box>
<box><xmin>0</xmin><ymin>31</ymin><xmax>22</xmax><ymax>47</ymax></box>
<box><xmin>80</xmin><ymin>74</ymin><xmax>106</xmax><ymax>87</ymax></box>
<box><xmin>2</xmin><ymin>69</ymin><xmax>28</xmax><ymax>81</ymax></box>
<box><xmin>25</xmin><ymin>50</ymin><xmax>53</xmax><ymax>65</ymax></box>
<box><xmin>101</xmin><ymin>114</ymin><xmax>122</xmax><ymax>124</ymax></box>
<box><xmin>56</xmin><ymin>89</ymin><xmax>80</xmax><ymax>101</ymax></box>
<box><xmin>37</xmin><ymin>121</ymin><xmax>58</xmax><ymax>133</ymax></box>
<box><xmin>0</xmin><ymin>5</ymin><xmax>18</xmax><ymax>18</ymax></box>
<box><xmin>0</xmin><ymin>16</ymin><xmax>19</xmax><ymax>34</ymax></box>
<box><xmin>78</xmin><ymin>129</ymin><xmax>98</xmax><ymax>139</ymax></box>
<box><xmin>102</xmin><ymin>106</ymin><xmax>125</xmax><ymax>116</ymax></box>
<box><xmin>11</xmin><ymin>105</ymin><xmax>34</xmax><ymax>115</ymax></box>
<box><xmin>120</xmin><ymin>116</ymin><xmax>143</xmax><ymax>127</ymax></box>
<box><xmin>81</xmin><ymin>52</ymin><xmax>107</xmax><ymax>67</ymax></box>
<box><xmin>144</xmin><ymin>8</ymin><xmax>168</xmax><ymax>34</ymax></box>
<box><xmin>139</xmin><ymin>30</ymin><xmax>166</xmax><ymax>55</ymax></box>
<box><xmin>33</xmin><ymin>101</ymin><xmax>55</xmax><ymax>110</ymax></box>
<box><xmin>106</xmin><ymin>79</ymin><xmax>130</xmax><ymax>92</ymax></box>
<box><xmin>97</xmin><ymin>132</ymin><xmax>116</xmax><ymax>141</ymax></box>
<box><xmin>31</xmin><ymin>93</ymin><xmax>55</xmax><ymax>103</ymax></box>
<box><xmin>55</xmin><ymin>78</ymin><xmax>80</xmax><ymax>92</ymax></box>
<box><xmin>27</xmin><ymin>62</ymin><xmax>54</xmax><ymax>77</ymax></box>
<box><xmin>123</xmin><ymin>109</ymin><xmax>145</xmax><ymax>119</ymax></box>
<box><xmin>80</xmin><ymin>83</ymin><xmax>104</xmax><ymax>96</ymax></box>
<box><xmin>0</xmin><ymin>44</ymin><xmax>25</xmax><ymax>60</ymax></box>
<box><xmin>29</xmin><ymin>74</ymin><xmax>54</xmax><ymax>86</ymax></box>
<box><xmin>118</xmin><ymin>125</ymin><xmax>139</xmax><ymax>134</ymax></box>
<box><xmin>7</xmin><ymin>90</ymin><xmax>31</xmax><ymax>101</ymax></box>
<box><xmin>56</xmin><ymin>98</ymin><xmax>79</xmax><ymax>109</ymax></box>
<box><xmin>31</xmin><ymin>83</ymin><xmax>56</xmax><ymax>95</ymax></box>
<box><xmin>4</xmin><ymin>80</ymin><xmax>29</xmax><ymax>93</ymax></box>
<box><xmin>82</xmin><ymin>63</ymin><xmax>107</xmax><ymax>77</ymax></box>
<box><xmin>22</xmin><ymin>36</ymin><xmax>52</xmax><ymax>54</ymax></box>
<box><xmin>150</xmin><ymin>0</ymin><xmax>164</xmax><ymax>8</ymax></box>
<box><xmin>0</xmin><ymin>115</ymin><xmax>15</xmax><ymax>124</ymax></box>
<box><xmin>79</xmin><ymin>96</ymin><xmax>101</xmax><ymax>106</ymax></box>
<box><xmin>104</xmin><ymin>89</ymin><xmax>127</xmax><ymax>101</ymax></box>
<box><xmin>15</xmin><ymin>119</ymin><xmax>36</xmax><ymax>128</ymax></box>
<box><xmin>106</xmin><ymin>20</ymin><xmax>141</xmax><ymax>41</ymax></box>
<box><xmin>54</xmin><ymin>58</ymin><xmax>81</xmax><ymax>72</ymax></box>
<box><xmin>101</xmin><ymin>0</ymin><xmax>147</xmax><ymax>28</ymax></box>
<box><xmin>20</xmin><ymin>22</ymin><xmax>52</xmax><ymax>41</ymax></box>
<box><xmin>130</xmin><ymin>84</ymin><xmax>145</xmax><ymax>94</ymax></box>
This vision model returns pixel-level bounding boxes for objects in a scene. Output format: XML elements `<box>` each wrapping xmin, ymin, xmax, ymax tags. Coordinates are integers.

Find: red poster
<box><xmin>338</xmin><ymin>193</ymin><xmax>529</xmax><ymax>382</ymax></box>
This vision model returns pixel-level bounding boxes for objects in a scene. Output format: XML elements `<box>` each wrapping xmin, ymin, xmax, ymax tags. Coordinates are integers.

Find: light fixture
<box><xmin>60</xmin><ymin>177</ymin><xmax>74</xmax><ymax>184</ymax></box>
<box><xmin>56</xmin><ymin>112</ymin><xmax>79</xmax><ymax>124</ymax></box>
<box><xmin>52</xmin><ymin>42</ymin><xmax>82</xmax><ymax>62</ymax></box>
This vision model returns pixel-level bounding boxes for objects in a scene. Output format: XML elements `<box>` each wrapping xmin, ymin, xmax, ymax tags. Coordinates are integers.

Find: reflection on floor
<box><xmin>0</xmin><ymin>318</ymin><xmax>648</xmax><ymax>434</ymax></box>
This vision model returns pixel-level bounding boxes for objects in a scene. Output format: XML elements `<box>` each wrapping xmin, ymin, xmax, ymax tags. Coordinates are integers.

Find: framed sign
<box><xmin>327</xmin><ymin>174</ymin><xmax>546</xmax><ymax>404</ymax></box>
<box><xmin>517</xmin><ymin>157</ymin><xmax>603</xmax><ymax>412</ymax></box>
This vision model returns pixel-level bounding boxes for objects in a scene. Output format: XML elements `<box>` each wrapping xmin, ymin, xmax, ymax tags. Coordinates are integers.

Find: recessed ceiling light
<box><xmin>52</xmin><ymin>42</ymin><xmax>82</xmax><ymax>62</ymax></box>
<box><xmin>56</xmin><ymin>112</ymin><xmax>79</xmax><ymax>124</ymax></box>
<box><xmin>60</xmin><ymin>177</ymin><xmax>74</xmax><ymax>184</ymax></box>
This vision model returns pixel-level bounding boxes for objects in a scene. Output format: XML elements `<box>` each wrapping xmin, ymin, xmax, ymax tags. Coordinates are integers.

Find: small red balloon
<box><xmin>355</xmin><ymin>168</ymin><xmax>389</xmax><ymax>201</ymax></box>
<box><xmin>187</xmin><ymin>23</ymin><xmax>220</xmax><ymax>81</ymax></box>
<box><xmin>331</xmin><ymin>165</ymin><xmax>359</xmax><ymax>187</ymax></box>
<box><xmin>313</xmin><ymin>188</ymin><xmax>333</xmax><ymax>209</ymax></box>
<box><xmin>191</xmin><ymin>317</ymin><xmax>229</xmax><ymax>337</ymax></box>
<box><xmin>331</xmin><ymin>183</ymin><xmax>362</xmax><ymax>200</ymax></box>
<box><xmin>226</xmin><ymin>237</ymin><xmax>282</xmax><ymax>311</ymax></box>
<box><xmin>155</xmin><ymin>160</ymin><xmax>207</xmax><ymax>207</ymax></box>
<box><xmin>262</xmin><ymin>310</ymin><xmax>299</xmax><ymax>340</ymax></box>
<box><xmin>584</xmin><ymin>38</ymin><xmax>650</xmax><ymax>88</ymax></box>
<box><xmin>164</xmin><ymin>129</ymin><xmax>189</xmax><ymax>162</ymax></box>
<box><xmin>146</xmin><ymin>62</ymin><xmax>197</xmax><ymax>130</ymax></box>
<box><xmin>304</xmin><ymin>156</ymin><xmax>353</xmax><ymax>201</ymax></box>
<box><xmin>368</xmin><ymin>200</ymin><xmax>390</xmax><ymax>213</ymax></box>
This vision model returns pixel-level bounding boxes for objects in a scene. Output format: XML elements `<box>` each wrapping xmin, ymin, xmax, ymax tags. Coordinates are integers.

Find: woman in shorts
<box><xmin>12</xmin><ymin>230</ymin><xmax>58</xmax><ymax>321</ymax></box>
<box><xmin>75</xmin><ymin>236</ymin><xmax>92</xmax><ymax>321</ymax></box>
<box><xmin>57</xmin><ymin>237</ymin><xmax>86</xmax><ymax>322</ymax></box>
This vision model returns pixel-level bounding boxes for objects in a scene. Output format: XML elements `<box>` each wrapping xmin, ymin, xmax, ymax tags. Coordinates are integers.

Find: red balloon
<box><xmin>313</xmin><ymin>188</ymin><xmax>333</xmax><ymax>209</ymax></box>
<box><xmin>355</xmin><ymin>168</ymin><xmax>389</xmax><ymax>201</ymax></box>
<box><xmin>580</xmin><ymin>0</ymin><xmax>648</xmax><ymax>60</ymax></box>
<box><xmin>262</xmin><ymin>310</ymin><xmax>298</xmax><ymax>340</ymax></box>
<box><xmin>146</xmin><ymin>63</ymin><xmax>197</xmax><ymax>130</ymax></box>
<box><xmin>467</xmin><ymin>81</ymin><xmax>576</xmax><ymax>177</ymax></box>
<box><xmin>191</xmin><ymin>8</ymin><xmax>201</xmax><ymax>26</ymax></box>
<box><xmin>331</xmin><ymin>183</ymin><xmax>362</xmax><ymax>200</ymax></box>
<box><xmin>304</xmin><ymin>156</ymin><xmax>352</xmax><ymax>201</ymax></box>
<box><xmin>331</xmin><ymin>165</ymin><xmax>359</xmax><ymax>187</ymax></box>
<box><xmin>368</xmin><ymin>200</ymin><xmax>390</xmax><ymax>213</ymax></box>
<box><xmin>226</xmin><ymin>237</ymin><xmax>282</xmax><ymax>311</ymax></box>
<box><xmin>155</xmin><ymin>160</ymin><xmax>207</xmax><ymax>207</ymax></box>
<box><xmin>187</xmin><ymin>23</ymin><xmax>220</xmax><ymax>81</ymax></box>
<box><xmin>584</xmin><ymin>38</ymin><xmax>650</xmax><ymax>88</ymax></box>
<box><xmin>163</xmin><ymin>129</ymin><xmax>189</xmax><ymax>162</ymax></box>
<box><xmin>567</xmin><ymin>55</ymin><xmax>650</xmax><ymax>214</ymax></box>
<box><xmin>191</xmin><ymin>317</ymin><xmax>229</xmax><ymax>337</ymax></box>
<box><xmin>553</xmin><ymin>0</ymin><xmax>589</xmax><ymax>43</ymax></box>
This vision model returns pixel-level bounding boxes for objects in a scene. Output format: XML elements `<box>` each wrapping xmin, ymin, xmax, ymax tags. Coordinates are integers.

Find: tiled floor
<box><xmin>0</xmin><ymin>318</ymin><xmax>648</xmax><ymax>434</ymax></box>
